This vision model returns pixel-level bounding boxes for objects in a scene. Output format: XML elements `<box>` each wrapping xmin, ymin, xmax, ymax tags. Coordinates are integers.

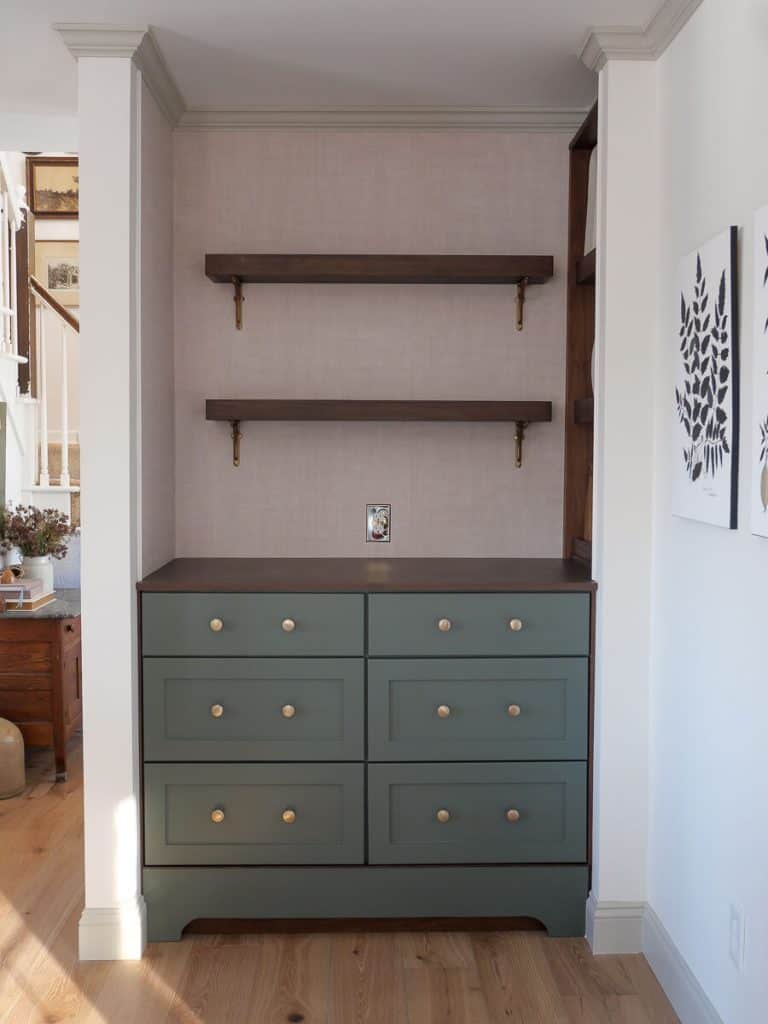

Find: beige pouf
<box><xmin>0</xmin><ymin>718</ymin><xmax>25</xmax><ymax>799</ymax></box>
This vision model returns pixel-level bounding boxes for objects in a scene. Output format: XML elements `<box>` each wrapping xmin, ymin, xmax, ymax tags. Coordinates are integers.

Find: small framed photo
<box><xmin>26</xmin><ymin>156</ymin><xmax>79</xmax><ymax>218</ymax></box>
<box><xmin>34</xmin><ymin>241</ymin><xmax>79</xmax><ymax>307</ymax></box>
<box><xmin>366</xmin><ymin>504</ymin><xmax>391</xmax><ymax>543</ymax></box>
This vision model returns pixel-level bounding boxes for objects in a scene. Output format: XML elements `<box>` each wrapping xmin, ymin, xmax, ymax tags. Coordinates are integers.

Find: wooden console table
<box><xmin>0</xmin><ymin>590</ymin><xmax>81</xmax><ymax>781</ymax></box>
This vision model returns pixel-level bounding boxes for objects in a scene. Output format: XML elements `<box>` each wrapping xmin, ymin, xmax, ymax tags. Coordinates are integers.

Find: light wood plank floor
<box><xmin>0</xmin><ymin>738</ymin><xmax>679</xmax><ymax>1023</ymax></box>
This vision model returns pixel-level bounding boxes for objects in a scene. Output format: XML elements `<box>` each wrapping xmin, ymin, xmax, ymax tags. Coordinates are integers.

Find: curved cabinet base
<box><xmin>143</xmin><ymin>864</ymin><xmax>588</xmax><ymax>942</ymax></box>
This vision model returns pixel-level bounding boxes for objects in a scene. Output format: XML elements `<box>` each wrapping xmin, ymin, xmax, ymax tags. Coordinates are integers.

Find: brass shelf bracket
<box><xmin>515</xmin><ymin>277</ymin><xmax>529</xmax><ymax>332</ymax></box>
<box><xmin>232</xmin><ymin>276</ymin><xmax>244</xmax><ymax>330</ymax></box>
<box><xmin>230</xmin><ymin>420</ymin><xmax>242</xmax><ymax>467</ymax></box>
<box><xmin>513</xmin><ymin>420</ymin><xmax>528</xmax><ymax>468</ymax></box>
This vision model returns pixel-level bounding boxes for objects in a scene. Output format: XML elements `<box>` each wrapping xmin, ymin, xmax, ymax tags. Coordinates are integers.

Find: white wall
<box><xmin>139</xmin><ymin>81</ymin><xmax>175</xmax><ymax>576</ymax></box>
<box><xmin>649</xmin><ymin>2</ymin><xmax>768</xmax><ymax>1021</ymax></box>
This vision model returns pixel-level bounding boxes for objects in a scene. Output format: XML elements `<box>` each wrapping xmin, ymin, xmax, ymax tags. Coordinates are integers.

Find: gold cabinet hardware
<box><xmin>281</xmin><ymin>704</ymin><xmax>296</xmax><ymax>719</ymax></box>
<box><xmin>437</xmin><ymin>618</ymin><xmax>452</xmax><ymax>633</ymax></box>
<box><xmin>232</xmin><ymin>276</ymin><xmax>244</xmax><ymax>330</ymax></box>
<box><xmin>506</xmin><ymin>808</ymin><xmax>521</xmax><ymax>823</ymax></box>
<box><xmin>281</xmin><ymin>617</ymin><xmax>296</xmax><ymax>633</ymax></box>
<box><xmin>211</xmin><ymin>808</ymin><xmax>225</xmax><ymax>824</ymax></box>
<box><xmin>436</xmin><ymin>704</ymin><xmax>452</xmax><ymax>719</ymax></box>
<box><xmin>282</xmin><ymin>809</ymin><xmax>296</xmax><ymax>824</ymax></box>
<box><xmin>209</xmin><ymin>617</ymin><xmax>224</xmax><ymax>633</ymax></box>
<box><xmin>509</xmin><ymin>618</ymin><xmax>523</xmax><ymax>632</ymax></box>
<box><xmin>210</xmin><ymin>704</ymin><xmax>224</xmax><ymax>718</ymax></box>
<box><xmin>507</xmin><ymin>704</ymin><xmax>522</xmax><ymax>718</ymax></box>
<box><xmin>230</xmin><ymin>420</ymin><xmax>242</xmax><ymax>468</ymax></box>
<box><xmin>436</xmin><ymin>808</ymin><xmax>451</xmax><ymax>823</ymax></box>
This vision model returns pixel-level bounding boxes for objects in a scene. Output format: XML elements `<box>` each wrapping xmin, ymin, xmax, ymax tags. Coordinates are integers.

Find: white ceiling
<box><xmin>2</xmin><ymin>0</ymin><xmax>660</xmax><ymax>116</ymax></box>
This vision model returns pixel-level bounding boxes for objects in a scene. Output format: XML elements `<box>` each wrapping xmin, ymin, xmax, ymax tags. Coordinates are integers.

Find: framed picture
<box><xmin>752</xmin><ymin>204</ymin><xmax>768</xmax><ymax>537</ymax></box>
<box><xmin>673</xmin><ymin>226</ymin><xmax>739</xmax><ymax>529</ymax></box>
<box><xmin>26</xmin><ymin>156</ymin><xmax>79</xmax><ymax>217</ymax></box>
<box><xmin>366</xmin><ymin>504</ymin><xmax>391</xmax><ymax>543</ymax></box>
<box><xmin>34</xmin><ymin>241</ymin><xmax>79</xmax><ymax>307</ymax></box>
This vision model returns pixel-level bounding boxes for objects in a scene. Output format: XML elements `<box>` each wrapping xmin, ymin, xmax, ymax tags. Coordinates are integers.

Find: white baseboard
<box><xmin>642</xmin><ymin>906</ymin><xmax>724</xmax><ymax>1024</ymax></box>
<box><xmin>586</xmin><ymin>893</ymin><xmax>645</xmax><ymax>953</ymax></box>
<box><xmin>78</xmin><ymin>897</ymin><xmax>147</xmax><ymax>960</ymax></box>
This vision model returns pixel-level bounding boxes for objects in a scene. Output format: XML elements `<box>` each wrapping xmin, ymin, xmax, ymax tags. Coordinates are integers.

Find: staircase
<box><xmin>45</xmin><ymin>442</ymin><xmax>81</xmax><ymax>525</ymax></box>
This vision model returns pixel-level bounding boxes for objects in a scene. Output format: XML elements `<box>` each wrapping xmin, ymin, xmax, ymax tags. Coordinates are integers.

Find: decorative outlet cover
<box><xmin>366</xmin><ymin>504</ymin><xmax>391</xmax><ymax>543</ymax></box>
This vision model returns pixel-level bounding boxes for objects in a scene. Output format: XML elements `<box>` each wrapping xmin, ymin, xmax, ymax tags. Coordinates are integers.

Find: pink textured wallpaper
<box><xmin>173</xmin><ymin>130</ymin><xmax>568</xmax><ymax>557</ymax></box>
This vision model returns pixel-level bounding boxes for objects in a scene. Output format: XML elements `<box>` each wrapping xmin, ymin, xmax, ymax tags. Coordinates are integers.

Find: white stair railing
<box><xmin>29</xmin><ymin>276</ymin><xmax>79</xmax><ymax>491</ymax></box>
<box><xmin>0</xmin><ymin>165</ymin><xmax>20</xmax><ymax>357</ymax></box>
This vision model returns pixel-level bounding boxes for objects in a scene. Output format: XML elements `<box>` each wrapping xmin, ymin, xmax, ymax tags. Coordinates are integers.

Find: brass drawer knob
<box><xmin>436</xmin><ymin>808</ymin><xmax>451</xmax><ymax>823</ymax></box>
<box><xmin>436</xmin><ymin>704</ymin><xmax>452</xmax><ymax>719</ymax></box>
<box><xmin>282</xmin><ymin>808</ymin><xmax>297</xmax><ymax>824</ymax></box>
<box><xmin>506</xmin><ymin>808</ymin><xmax>521</xmax><ymax>823</ymax></box>
<box><xmin>281</xmin><ymin>704</ymin><xmax>296</xmax><ymax>719</ymax></box>
<box><xmin>211</xmin><ymin>808</ymin><xmax>225</xmax><ymax>824</ymax></box>
<box><xmin>508</xmin><ymin>618</ymin><xmax>523</xmax><ymax>632</ymax></box>
<box><xmin>210</xmin><ymin>704</ymin><xmax>224</xmax><ymax>718</ymax></box>
<box><xmin>209</xmin><ymin>617</ymin><xmax>224</xmax><ymax>633</ymax></box>
<box><xmin>281</xmin><ymin>618</ymin><xmax>296</xmax><ymax>633</ymax></box>
<box><xmin>507</xmin><ymin>704</ymin><xmax>522</xmax><ymax>718</ymax></box>
<box><xmin>438</xmin><ymin>618</ymin><xmax>452</xmax><ymax>633</ymax></box>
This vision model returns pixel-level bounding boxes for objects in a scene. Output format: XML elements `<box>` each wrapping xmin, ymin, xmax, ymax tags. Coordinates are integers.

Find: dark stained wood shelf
<box><xmin>139</xmin><ymin>557</ymin><xmax>596</xmax><ymax>593</ymax></box>
<box><xmin>575</xmin><ymin>249</ymin><xmax>596</xmax><ymax>285</ymax></box>
<box><xmin>574</xmin><ymin>397</ymin><xmax>594</xmax><ymax>424</ymax></box>
<box><xmin>205</xmin><ymin>253</ymin><xmax>554</xmax><ymax>286</ymax></box>
<box><xmin>571</xmin><ymin>538</ymin><xmax>592</xmax><ymax>565</ymax></box>
<box><xmin>206</xmin><ymin>399</ymin><xmax>553</xmax><ymax>423</ymax></box>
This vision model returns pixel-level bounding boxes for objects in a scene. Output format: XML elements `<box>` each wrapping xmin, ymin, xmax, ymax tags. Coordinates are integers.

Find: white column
<box><xmin>587</xmin><ymin>59</ymin><xmax>658</xmax><ymax>953</ymax></box>
<box><xmin>9</xmin><ymin>216</ymin><xmax>18</xmax><ymax>355</ymax></box>
<box><xmin>59</xmin><ymin>323</ymin><xmax>70</xmax><ymax>487</ymax></box>
<box><xmin>66</xmin><ymin>41</ymin><xmax>144</xmax><ymax>960</ymax></box>
<box><xmin>37</xmin><ymin>301</ymin><xmax>50</xmax><ymax>486</ymax></box>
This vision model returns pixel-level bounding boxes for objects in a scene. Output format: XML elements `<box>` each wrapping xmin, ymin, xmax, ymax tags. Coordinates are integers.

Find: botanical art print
<box><xmin>673</xmin><ymin>226</ymin><xmax>739</xmax><ymax>528</ymax></box>
<box><xmin>752</xmin><ymin>204</ymin><xmax>768</xmax><ymax>537</ymax></box>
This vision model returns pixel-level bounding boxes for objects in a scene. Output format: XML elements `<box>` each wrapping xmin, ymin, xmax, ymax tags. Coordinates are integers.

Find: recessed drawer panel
<box><xmin>142</xmin><ymin>593</ymin><xmax>364</xmax><ymax>657</ymax></box>
<box><xmin>144</xmin><ymin>763</ymin><xmax>364</xmax><ymax>866</ymax></box>
<box><xmin>143</xmin><ymin>658</ymin><xmax>364</xmax><ymax>761</ymax></box>
<box><xmin>368</xmin><ymin>593</ymin><xmax>589</xmax><ymax>657</ymax></box>
<box><xmin>368</xmin><ymin>658</ymin><xmax>587</xmax><ymax>761</ymax></box>
<box><xmin>368</xmin><ymin>762</ymin><xmax>586</xmax><ymax>865</ymax></box>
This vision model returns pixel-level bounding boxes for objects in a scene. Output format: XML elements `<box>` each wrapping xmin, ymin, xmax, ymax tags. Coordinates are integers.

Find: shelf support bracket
<box><xmin>230</xmin><ymin>420</ymin><xmax>242</xmax><ymax>467</ymax></box>
<box><xmin>513</xmin><ymin>420</ymin><xmax>528</xmax><ymax>468</ymax></box>
<box><xmin>515</xmin><ymin>277</ymin><xmax>529</xmax><ymax>332</ymax></box>
<box><xmin>232</xmin><ymin>276</ymin><xmax>244</xmax><ymax>330</ymax></box>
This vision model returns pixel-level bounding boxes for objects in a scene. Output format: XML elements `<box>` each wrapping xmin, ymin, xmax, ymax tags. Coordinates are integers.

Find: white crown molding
<box><xmin>53</xmin><ymin>24</ymin><xmax>185</xmax><ymax>126</ymax></box>
<box><xmin>579</xmin><ymin>0</ymin><xmax>704</xmax><ymax>71</ymax></box>
<box><xmin>177</xmin><ymin>106</ymin><xmax>588</xmax><ymax>132</ymax></box>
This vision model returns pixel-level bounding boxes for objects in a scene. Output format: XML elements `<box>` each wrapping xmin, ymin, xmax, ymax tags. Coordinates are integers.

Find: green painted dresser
<box><xmin>138</xmin><ymin>557</ymin><xmax>595</xmax><ymax>941</ymax></box>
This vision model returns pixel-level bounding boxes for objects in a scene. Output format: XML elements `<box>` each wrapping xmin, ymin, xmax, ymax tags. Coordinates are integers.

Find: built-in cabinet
<box><xmin>139</xmin><ymin>558</ymin><xmax>594</xmax><ymax>941</ymax></box>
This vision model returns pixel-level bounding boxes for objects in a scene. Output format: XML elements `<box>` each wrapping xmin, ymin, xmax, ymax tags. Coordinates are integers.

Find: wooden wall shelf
<box><xmin>206</xmin><ymin>399</ymin><xmax>553</xmax><ymax>469</ymax></box>
<box><xmin>205</xmin><ymin>253</ymin><xmax>554</xmax><ymax>332</ymax></box>
<box><xmin>575</xmin><ymin>249</ymin><xmax>596</xmax><ymax>285</ymax></box>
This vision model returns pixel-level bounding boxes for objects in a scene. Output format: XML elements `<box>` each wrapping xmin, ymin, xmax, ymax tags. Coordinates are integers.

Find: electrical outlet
<box><xmin>729</xmin><ymin>904</ymin><xmax>746</xmax><ymax>969</ymax></box>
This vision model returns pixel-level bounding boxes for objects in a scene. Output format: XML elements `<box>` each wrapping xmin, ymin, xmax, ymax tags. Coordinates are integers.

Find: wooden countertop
<box><xmin>138</xmin><ymin>559</ymin><xmax>595</xmax><ymax>593</ymax></box>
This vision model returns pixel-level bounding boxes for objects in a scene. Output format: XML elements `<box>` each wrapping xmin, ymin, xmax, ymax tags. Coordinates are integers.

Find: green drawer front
<box><xmin>143</xmin><ymin>658</ymin><xmax>364</xmax><ymax>761</ymax></box>
<box><xmin>368</xmin><ymin>658</ymin><xmax>588</xmax><ymax>761</ymax></box>
<box><xmin>368</xmin><ymin>762</ymin><xmax>586</xmax><ymax>865</ymax></box>
<box><xmin>368</xmin><ymin>593</ymin><xmax>589</xmax><ymax>657</ymax></box>
<box><xmin>142</xmin><ymin>593</ymin><xmax>364</xmax><ymax>657</ymax></box>
<box><xmin>144</xmin><ymin>763</ymin><xmax>364</xmax><ymax>866</ymax></box>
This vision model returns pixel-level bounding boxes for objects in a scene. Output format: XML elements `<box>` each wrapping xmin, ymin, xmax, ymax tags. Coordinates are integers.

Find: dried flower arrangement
<box><xmin>0</xmin><ymin>504</ymin><xmax>74</xmax><ymax>559</ymax></box>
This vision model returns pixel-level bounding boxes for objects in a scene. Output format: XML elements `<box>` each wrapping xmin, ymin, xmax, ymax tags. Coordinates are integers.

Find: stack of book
<box><xmin>0</xmin><ymin>577</ymin><xmax>55</xmax><ymax>611</ymax></box>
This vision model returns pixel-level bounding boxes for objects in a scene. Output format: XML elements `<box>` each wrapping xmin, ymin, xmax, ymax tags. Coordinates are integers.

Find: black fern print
<box><xmin>760</xmin><ymin>416</ymin><xmax>768</xmax><ymax>464</ymax></box>
<box><xmin>675</xmin><ymin>254</ymin><xmax>731</xmax><ymax>483</ymax></box>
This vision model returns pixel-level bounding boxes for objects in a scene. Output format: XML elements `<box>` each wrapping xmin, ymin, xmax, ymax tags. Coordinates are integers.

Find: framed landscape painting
<box><xmin>752</xmin><ymin>204</ymin><xmax>768</xmax><ymax>537</ymax></box>
<box><xmin>34</xmin><ymin>241</ymin><xmax>79</xmax><ymax>308</ymax></box>
<box><xmin>26</xmin><ymin>156</ymin><xmax>79</xmax><ymax>217</ymax></box>
<box><xmin>673</xmin><ymin>226</ymin><xmax>739</xmax><ymax>529</ymax></box>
